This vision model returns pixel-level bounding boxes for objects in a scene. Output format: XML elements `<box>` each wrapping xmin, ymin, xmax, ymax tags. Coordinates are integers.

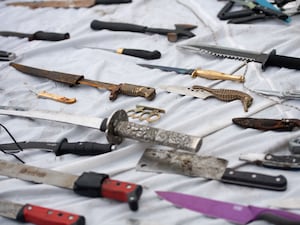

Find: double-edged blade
<box><xmin>137</xmin><ymin>148</ymin><xmax>287</xmax><ymax>191</ymax></box>
<box><xmin>156</xmin><ymin>191</ymin><xmax>300</xmax><ymax>225</ymax></box>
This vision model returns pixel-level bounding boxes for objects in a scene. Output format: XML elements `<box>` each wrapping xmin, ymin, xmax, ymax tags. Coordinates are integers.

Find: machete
<box><xmin>156</xmin><ymin>191</ymin><xmax>300</xmax><ymax>225</ymax></box>
<box><xmin>0</xmin><ymin>159</ymin><xmax>142</xmax><ymax>211</ymax></box>
<box><xmin>0</xmin><ymin>199</ymin><xmax>85</xmax><ymax>225</ymax></box>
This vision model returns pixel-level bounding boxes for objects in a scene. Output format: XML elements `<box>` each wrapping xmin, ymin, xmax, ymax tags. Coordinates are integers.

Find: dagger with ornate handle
<box><xmin>9</xmin><ymin>62</ymin><xmax>156</xmax><ymax>101</ymax></box>
<box><xmin>0</xmin><ymin>107</ymin><xmax>202</xmax><ymax>152</ymax></box>
<box><xmin>156</xmin><ymin>191</ymin><xmax>300</xmax><ymax>225</ymax></box>
<box><xmin>0</xmin><ymin>31</ymin><xmax>70</xmax><ymax>41</ymax></box>
<box><xmin>0</xmin><ymin>199</ymin><xmax>85</xmax><ymax>225</ymax></box>
<box><xmin>0</xmin><ymin>159</ymin><xmax>142</xmax><ymax>211</ymax></box>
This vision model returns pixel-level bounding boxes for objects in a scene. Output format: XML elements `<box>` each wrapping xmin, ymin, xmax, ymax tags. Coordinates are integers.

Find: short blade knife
<box><xmin>0</xmin><ymin>199</ymin><xmax>85</xmax><ymax>225</ymax></box>
<box><xmin>156</xmin><ymin>191</ymin><xmax>300</xmax><ymax>225</ymax></box>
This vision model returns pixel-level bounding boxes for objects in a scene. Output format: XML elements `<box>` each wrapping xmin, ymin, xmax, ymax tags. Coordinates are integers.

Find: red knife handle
<box><xmin>73</xmin><ymin>172</ymin><xmax>143</xmax><ymax>211</ymax></box>
<box><xmin>16</xmin><ymin>204</ymin><xmax>85</xmax><ymax>225</ymax></box>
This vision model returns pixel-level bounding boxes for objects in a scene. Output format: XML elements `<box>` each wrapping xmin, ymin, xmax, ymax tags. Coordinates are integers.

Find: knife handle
<box><xmin>263</xmin><ymin>154</ymin><xmax>300</xmax><ymax>170</ymax></box>
<box><xmin>95</xmin><ymin>0</ymin><xmax>132</xmax><ymax>4</ymax></box>
<box><xmin>255</xmin><ymin>210</ymin><xmax>300</xmax><ymax>225</ymax></box>
<box><xmin>90</xmin><ymin>20</ymin><xmax>147</xmax><ymax>33</ymax></box>
<box><xmin>73</xmin><ymin>172</ymin><xmax>143</xmax><ymax>211</ymax></box>
<box><xmin>191</xmin><ymin>69</ymin><xmax>245</xmax><ymax>82</ymax></box>
<box><xmin>54</xmin><ymin>138</ymin><xmax>114</xmax><ymax>156</ymax></box>
<box><xmin>16</xmin><ymin>204</ymin><xmax>85</xmax><ymax>225</ymax></box>
<box><xmin>221</xmin><ymin>169</ymin><xmax>287</xmax><ymax>191</ymax></box>
<box><xmin>263</xmin><ymin>49</ymin><xmax>300</xmax><ymax>70</ymax></box>
<box><xmin>29</xmin><ymin>31</ymin><xmax>70</xmax><ymax>41</ymax></box>
<box><xmin>118</xmin><ymin>48</ymin><xmax>161</xmax><ymax>60</ymax></box>
<box><xmin>118</xmin><ymin>83</ymin><xmax>156</xmax><ymax>100</ymax></box>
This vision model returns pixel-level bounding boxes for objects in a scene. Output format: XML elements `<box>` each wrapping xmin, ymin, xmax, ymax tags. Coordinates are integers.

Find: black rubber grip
<box><xmin>29</xmin><ymin>31</ymin><xmax>70</xmax><ymax>41</ymax></box>
<box><xmin>263</xmin><ymin>50</ymin><xmax>300</xmax><ymax>70</ymax></box>
<box><xmin>122</xmin><ymin>49</ymin><xmax>161</xmax><ymax>59</ymax></box>
<box><xmin>54</xmin><ymin>138</ymin><xmax>113</xmax><ymax>156</ymax></box>
<box><xmin>90</xmin><ymin>20</ymin><xmax>147</xmax><ymax>33</ymax></box>
<box><xmin>221</xmin><ymin>168</ymin><xmax>287</xmax><ymax>191</ymax></box>
<box><xmin>95</xmin><ymin>0</ymin><xmax>131</xmax><ymax>4</ymax></box>
<box><xmin>256</xmin><ymin>212</ymin><xmax>300</xmax><ymax>225</ymax></box>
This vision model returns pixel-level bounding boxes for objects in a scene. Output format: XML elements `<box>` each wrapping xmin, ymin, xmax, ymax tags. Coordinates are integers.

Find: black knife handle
<box><xmin>90</xmin><ymin>20</ymin><xmax>147</xmax><ymax>33</ymax></box>
<box><xmin>121</xmin><ymin>49</ymin><xmax>161</xmax><ymax>60</ymax></box>
<box><xmin>263</xmin><ymin>49</ymin><xmax>300</xmax><ymax>70</ymax></box>
<box><xmin>257</xmin><ymin>212</ymin><xmax>300</xmax><ymax>225</ymax></box>
<box><xmin>29</xmin><ymin>31</ymin><xmax>70</xmax><ymax>41</ymax></box>
<box><xmin>221</xmin><ymin>168</ymin><xmax>287</xmax><ymax>191</ymax></box>
<box><xmin>54</xmin><ymin>138</ymin><xmax>113</xmax><ymax>156</ymax></box>
<box><xmin>263</xmin><ymin>154</ymin><xmax>300</xmax><ymax>170</ymax></box>
<box><xmin>95</xmin><ymin>0</ymin><xmax>131</xmax><ymax>4</ymax></box>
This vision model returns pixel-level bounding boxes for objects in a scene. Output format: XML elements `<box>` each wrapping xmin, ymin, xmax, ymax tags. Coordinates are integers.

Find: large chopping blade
<box><xmin>156</xmin><ymin>191</ymin><xmax>300</xmax><ymax>225</ymax></box>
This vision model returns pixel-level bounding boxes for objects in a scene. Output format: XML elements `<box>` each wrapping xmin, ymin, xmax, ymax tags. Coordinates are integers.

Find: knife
<box><xmin>0</xmin><ymin>199</ymin><xmax>85</xmax><ymax>225</ymax></box>
<box><xmin>0</xmin><ymin>31</ymin><xmax>70</xmax><ymax>41</ymax></box>
<box><xmin>0</xmin><ymin>138</ymin><xmax>114</xmax><ymax>156</ymax></box>
<box><xmin>156</xmin><ymin>191</ymin><xmax>300</xmax><ymax>225</ymax></box>
<box><xmin>0</xmin><ymin>159</ymin><xmax>143</xmax><ymax>211</ymax></box>
<box><xmin>136</xmin><ymin>148</ymin><xmax>287</xmax><ymax>191</ymax></box>
<box><xmin>159</xmin><ymin>85</ymin><xmax>253</xmax><ymax>112</ymax></box>
<box><xmin>232</xmin><ymin>117</ymin><xmax>300</xmax><ymax>131</ymax></box>
<box><xmin>138</xmin><ymin>63</ymin><xmax>245</xmax><ymax>82</ymax></box>
<box><xmin>7</xmin><ymin>0</ymin><xmax>132</xmax><ymax>8</ymax></box>
<box><xmin>177</xmin><ymin>43</ymin><xmax>300</xmax><ymax>70</ymax></box>
<box><xmin>0</xmin><ymin>50</ymin><xmax>16</xmax><ymax>61</ymax></box>
<box><xmin>239</xmin><ymin>153</ymin><xmax>300</xmax><ymax>170</ymax></box>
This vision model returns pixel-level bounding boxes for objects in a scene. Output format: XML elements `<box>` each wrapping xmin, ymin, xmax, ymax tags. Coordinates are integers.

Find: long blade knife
<box><xmin>0</xmin><ymin>107</ymin><xmax>202</xmax><ymax>152</ymax></box>
<box><xmin>9</xmin><ymin>62</ymin><xmax>156</xmax><ymax>101</ymax></box>
<box><xmin>138</xmin><ymin>63</ymin><xmax>245</xmax><ymax>82</ymax></box>
<box><xmin>0</xmin><ymin>138</ymin><xmax>114</xmax><ymax>156</ymax></box>
<box><xmin>137</xmin><ymin>148</ymin><xmax>287</xmax><ymax>191</ymax></box>
<box><xmin>178</xmin><ymin>43</ymin><xmax>300</xmax><ymax>70</ymax></box>
<box><xmin>156</xmin><ymin>191</ymin><xmax>300</xmax><ymax>225</ymax></box>
<box><xmin>0</xmin><ymin>159</ymin><xmax>142</xmax><ymax>211</ymax></box>
<box><xmin>0</xmin><ymin>31</ymin><xmax>70</xmax><ymax>41</ymax></box>
<box><xmin>0</xmin><ymin>199</ymin><xmax>85</xmax><ymax>225</ymax></box>
<box><xmin>7</xmin><ymin>0</ymin><xmax>132</xmax><ymax>8</ymax></box>
<box><xmin>232</xmin><ymin>117</ymin><xmax>300</xmax><ymax>131</ymax></box>
<box><xmin>159</xmin><ymin>85</ymin><xmax>253</xmax><ymax>112</ymax></box>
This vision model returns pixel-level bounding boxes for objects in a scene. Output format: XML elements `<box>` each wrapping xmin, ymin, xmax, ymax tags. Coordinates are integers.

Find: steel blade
<box><xmin>138</xmin><ymin>64</ymin><xmax>194</xmax><ymax>75</ymax></box>
<box><xmin>159</xmin><ymin>85</ymin><xmax>212</xmax><ymax>99</ymax></box>
<box><xmin>136</xmin><ymin>148</ymin><xmax>228</xmax><ymax>179</ymax></box>
<box><xmin>0</xmin><ymin>142</ymin><xmax>58</xmax><ymax>151</ymax></box>
<box><xmin>178</xmin><ymin>43</ymin><xmax>269</xmax><ymax>63</ymax></box>
<box><xmin>0</xmin><ymin>159</ymin><xmax>78</xmax><ymax>189</ymax></box>
<box><xmin>0</xmin><ymin>200</ymin><xmax>23</xmax><ymax>219</ymax></box>
<box><xmin>7</xmin><ymin>0</ymin><xmax>95</xmax><ymax>8</ymax></box>
<box><xmin>0</xmin><ymin>31</ymin><xmax>30</xmax><ymax>38</ymax></box>
<box><xmin>0</xmin><ymin>108</ymin><xmax>104</xmax><ymax>130</ymax></box>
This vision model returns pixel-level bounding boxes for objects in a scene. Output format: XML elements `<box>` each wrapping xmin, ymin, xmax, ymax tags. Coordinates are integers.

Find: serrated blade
<box><xmin>159</xmin><ymin>85</ymin><xmax>212</xmax><ymax>99</ymax></box>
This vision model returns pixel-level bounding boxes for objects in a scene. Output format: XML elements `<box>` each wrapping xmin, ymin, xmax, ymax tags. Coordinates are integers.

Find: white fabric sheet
<box><xmin>0</xmin><ymin>0</ymin><xmax>300</xmax><ymax>224</ymax></box>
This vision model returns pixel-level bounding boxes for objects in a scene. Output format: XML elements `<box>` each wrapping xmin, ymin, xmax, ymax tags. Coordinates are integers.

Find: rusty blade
<box><xmin>7</xmin><ymin>0</ymin><xmax>96</xmax><ymax>8</ymax></box>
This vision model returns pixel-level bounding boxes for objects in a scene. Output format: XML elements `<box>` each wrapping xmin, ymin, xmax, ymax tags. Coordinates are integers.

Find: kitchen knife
<box><xmin>136</xmin><ymin>148</ymin><xmax>287</xmax><ymax>191</ymax></box>
<box><xmin>156</xmin><ymin>191</ymin><xmax>300</xmax><ymax>225</ymax></box>
<box><xmin>0</xmin><ymin>31</ymin><xmax>70</xmax><ymax>41</ymax></box>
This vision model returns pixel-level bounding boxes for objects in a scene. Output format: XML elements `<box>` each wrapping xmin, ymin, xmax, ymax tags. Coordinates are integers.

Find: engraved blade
<box><xmin>0</xmin><ymin>200</ymin><xmax>23</xmax><ymax>219</ymax></box>
<box><xmin>159</xmin><ymin>85</ymin><xmax>212</xmax><ymax>99</ymax></box>
<box><xmin>7</xmin><ymin>0</ymin><xmax>95</xmax><ymax>8</ymax></box>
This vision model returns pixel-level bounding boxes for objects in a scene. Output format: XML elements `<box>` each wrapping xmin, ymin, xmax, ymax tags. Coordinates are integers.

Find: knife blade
<box><xmin>0</xmin><ymin>31</ymin><xmax>70</xmax><ymax>41</ymax></box>
<box><xmin>232</xmin><ymin>117</ymin><xmax>300</xmax><ymax>131</ymax></box>
<box><xmin>156</xmin><ymin>191</ymin><xmax>300</xmax><ymax>225</ymax></box>
<box><xmin>177</xmin><ymin>43</ymin><xmax>300</xmax><ymax>70</ymax></box>
<box><xmin>239</xmin><ymin>153</ymin><xmax>300</xmax><ymax>170</ymax></box>
<box><xmin>7</xmin><ymin>0</ymin><xmax>132</xmax><ymax>8</ymax></box>
<box><xmin>159</xmin><ymin>85</ymin><xmax>253</xmax><ymax>112</ymax></box>
<box><xmin>0</xmin><ymin>199</ymin><xmax>85</xmax><ymax>225</ymax></box>
<box><xmin>0</xmin><ymin>159</ymin><xmax>143</xmax><ymax>211</ymax></box>
<box><xmin>137</xmin><ymin>148</ymin><xmax>287</xmax><ymax>191</ymax></box>
<box><xmin>138</xmin><ymin>63</ymin><xmax>245</xmax><ymax>82</ymax></box>
<box><xmin>0</xmin><ymin>138</ymin><xmax>114</xmax><ymax>156</ymax></box>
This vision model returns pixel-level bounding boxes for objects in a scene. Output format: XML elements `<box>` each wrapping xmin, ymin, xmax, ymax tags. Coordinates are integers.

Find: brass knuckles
<box><xmin>127</xmin><ymin>105</ymin><xmax>165</xmax><ymax>123</ymax></box>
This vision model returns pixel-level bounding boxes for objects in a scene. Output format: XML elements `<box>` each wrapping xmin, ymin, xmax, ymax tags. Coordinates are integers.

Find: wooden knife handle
<box><xmin>191</xmin><ymin>69</ymin><xmax>245</xmax><ymax>82</ymax></box>
<box><xmin>119</xmin><ymin>83</ymin><xmax>156</xmax><ymax>100</ymax></box>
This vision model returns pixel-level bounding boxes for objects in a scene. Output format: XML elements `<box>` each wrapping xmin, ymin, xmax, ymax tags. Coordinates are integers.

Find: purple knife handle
<box><xmin>250</xmin><ymin>206</ymin><xmax>300</xmax><ymax>225</ymax></box>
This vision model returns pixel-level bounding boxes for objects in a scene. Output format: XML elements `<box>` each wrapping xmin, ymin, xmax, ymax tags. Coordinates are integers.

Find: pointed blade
<box><xmin>7</xmin><ymin>0</ymin><xmax>95</xmax><ymax>8</ymax></box>
<box><xmin>138</xmin><ymin>64</ymin><xmax>194</xmax><ymax>75</ymax></box>
<box><xmin>159</xmin><ymin>85</ymin><xmax>212</xmax><ymax>99</ymax></box>
<box><xmin>0</xmin><ymin>200</ymin><xmax>23</xmax><ymax>219</ymax></box>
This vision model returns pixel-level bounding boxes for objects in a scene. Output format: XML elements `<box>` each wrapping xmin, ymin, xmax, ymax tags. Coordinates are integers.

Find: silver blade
<box><xmin>0</xmin><ymin>142</ymin><xmax>58</xmax><ymax>151</ymax></box>
<box><xmin>178</xmin><ymin>43</ymin><xmax>269</xmax><ymax>63</ymax></box>
<box><xmin>81</xmin><ymin>46</ymin><xmax>115</xmax><ymax>53</ymax></box>
<box><xmin>0</xmin><ymin>200</ymin><xmax>23</xmax><ymax>219</ymax></box>
<box><xmin>136</xmin><ymin>148</ymin><xmax>228</xmax><ymax>179</ymax></box>
<box><xmin>0</xmin><ymin>159</ymin><xmax>78</xmax><ymax>189</ymax></box>
<box><xmin>0</xmin><ymin>108</ymin><xmax>104</xmax><ymax>130</ymax></box>
<box><xmin>159</xmin><ymin>85</ymin><xmax>212</xmax><ymax>99</ymax></box>
<box><xmin>138</xmin><ymin>63</ymin><xmax>194</xmax><ymax>75</ymax></box>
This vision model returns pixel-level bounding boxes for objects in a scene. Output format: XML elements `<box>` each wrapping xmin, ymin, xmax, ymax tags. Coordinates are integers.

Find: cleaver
<box><xmin>136</xmin><ymin>148</ymin><xmax>287</xmax><ymax>191</ymax></box>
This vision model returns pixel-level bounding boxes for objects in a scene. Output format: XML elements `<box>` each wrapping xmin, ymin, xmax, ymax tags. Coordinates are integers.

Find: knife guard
<box><xmin>29</xmin><ymin>31</ymin><xmax>70</xmax><ymax>41</ymax></box>
<box><xmin>91</xmin><ymin>20</ymin><xmax>147</xmax><ymax>33</ymax></box>
<box><xmin>73</xmin><ymin>172</ymin><xmax>142</xmax><ymax>211</ymax></box>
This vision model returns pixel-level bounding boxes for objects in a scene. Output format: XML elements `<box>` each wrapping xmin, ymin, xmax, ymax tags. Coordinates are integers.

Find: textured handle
<box><xmin>90</xmin><ymin>20</ymin><xmax>147</xmax><ymax>33</ymax></box>
<box><xmin>121</xmin><ymin>49</ymin><xmax>161</xmax><ymax>60</ymax></box>
<box><xmin>37</xmin><ymin>91</ymin><xmax>76</xmax><ymax>104</ymax></box>
<box><xmin>29</xmin><ymin>31</ymin><xmax>70</xmax><ymax>41</ymax></box>
<box><xmin>54</xmin><ymin>138</ymin><xmax>113</xmax><ymax>156</ymax></box>
<box><xmin>221</xmin><ymin>168</ymin><xmax>287</xmax><ymax>191</ymax></box>
<box><xmin>95</xmin><ymin>0</ymin><xmax>132</xmax><ymax>4</ymax></box>
<box><xmin>191</xmin><ymin>69</ymin><xmax>244</xmax><ymax>82</ymax></box>
<box><xmin>17</xmin><ymin>204</ymin><xmax>85</xmax><ymax>225</ymax></box>
<box><xmin>262</xmin><ymin>49</ymin><xmax>300</xmax><ymax>70</ymax></box>
<box><xmin>119</xmin><ymin>83</ymin><xmax>156</xmax><ymax>100</ymax></box>
<box><xmin>256</xmin><ymin>212</ymin><xmax>300</xmax><ymax>225</ymax></box>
